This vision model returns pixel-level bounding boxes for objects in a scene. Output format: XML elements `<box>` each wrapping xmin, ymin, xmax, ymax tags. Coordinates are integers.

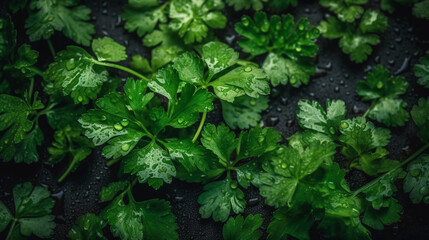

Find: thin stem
<box><xmin>5</xmin><ymin>219</ymin><xmax>17</xmax><ymax>240</ymax></box>
<box><xmin>28</xmin><ymin>78</ymin><xmax>35</xmax><ymax>103</ymax></box>
<box><xmin>27</xmin><ymin>66</ymin><xmax>45</xmax><ymax>78</ymax></box>
<box><xmin>352</xmin><ymin>142</ymin><xmax>429</xmax><ymax>197</ymax></box>
<box><xmin>237</xmin><ymin>59</ymin><xmax>259</xmax><ymax>68</ymax></box>
<box><xmin>47</xmin><ymin>39</ymin><xmax>55</xmax><ymax>58</ymax></box>
<box><xmin>58</xmin><ymin>155</ymin><xmax>78</xmax><ymax>183</ymax></box>
<box><xmin>37</xmin><ymin>103</ymin><xmax>57</xmax><ymax>117</ymax></box>
<box><xmin>192</xmin><ymin>111</ymin><xmax>207</xmax><ymax>143</ymax></box>
<box><xmin>93</xmin><ymin>60</ymin><xmax>151</xmax><ymax>82</ymax></box>
<box><xmin>362</xmin><ymin>102</ymin><xmax>376</xmax><ymax>118</ymax></box>
<box><xmin>106</xmin><ymin>158</ymin><xmax>122</xmax><ymax>167</ymax></box>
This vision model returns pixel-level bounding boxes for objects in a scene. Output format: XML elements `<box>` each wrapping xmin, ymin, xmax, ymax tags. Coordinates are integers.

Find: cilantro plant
<box><xmin>414</xmin><ymin>50</ymin><xmax>429</xmax><ymax>88</ymax></box>
<box><xmin>357</xmin><ymin>65</ymin><xmax>409</xmax><ymax>127</ymax></box>
<box><xmin>0</xmin><ymin>182</ymin><xmax>56</xmax><ymax>240</ymax></box>
<box><xmin>235</xmin><ymin>12</ymin><xmax>320</xmax><ymax>87</ymax></box>
<box><xmin>319</xmin><ymin>9</ymin><xmax>388</xmax><ymax>63</ymax></box>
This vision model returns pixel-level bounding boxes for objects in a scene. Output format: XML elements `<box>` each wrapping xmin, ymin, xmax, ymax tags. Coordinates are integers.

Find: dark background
<box><xmin>1</xmin><ymin>0</ymin><xmax>429</xmax><ymax>239</ymax></box>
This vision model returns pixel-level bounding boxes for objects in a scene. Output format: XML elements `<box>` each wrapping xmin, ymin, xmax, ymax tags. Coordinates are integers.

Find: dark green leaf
<box><xmin>69</xmin><ymin>213</ymin><xmax>107</xmax><ymax>240</ymax></box>
<box><xmin>221</xmin><ymin>95</ymin><xmax>268</xmax><ymax>130</ymax></box>
<box><xmin>223</xmin><ymin>214</ymin><xmax>263</xmax><ymax>240</ymax></box>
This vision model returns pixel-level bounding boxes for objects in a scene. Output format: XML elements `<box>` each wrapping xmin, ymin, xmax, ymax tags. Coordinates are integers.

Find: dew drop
<box><xmin>249</xmin><ymin>99</ymin><xmax>256</xmax><ymax>106</ymax></box>
<box><xmin>114</xmin><ymin>123</ymin><xmax>123</xmax><ymax>131</ymax></box>
<box><xmin>230</xmin><ymin>181</ymin><xmax>238</xmax><ymax>189</ymax></box>
<box><xmin>245</xmin><ymin>66</ymin><xmax>252</xmax><ymax>72</ymax></box>
<box><xmin>376</xmin><ymin>81</ymin><xmax>383</xmax><ymax>89</ymax></box>
<box><xmin>281</xmin><ymin>163</ymin><xmax>287</xmax><ymax>169</ymax></box>
<box><xmin>122</xmin><ymin>143</ymin><xmax>130</xmax><ymax>151</ymax></box>
<box><xmin>121</xmin><ymin>119</ymin><xmax>129</xmax><ymax>127</ymax></box>
<box><xmin>65</xmin><ymin>59</ymin><xmax>76</xmax><ymax>71</ymax></box>
<box><xmin>100</xmin><ymin>115</ymin><xmax>107</xmax><ymax>121</ymax></box>
<box><xmin>329</xmin><ymin>127</ymin><xmax>335</xmax><ymax>135</ymax></box>
<box><xmin>177</xmin><ymin>118</ymin><xmax>185</xmax><ymax>124</ymax></box>
<box><xmin>77</xmin><ymin>96</ymin><xmax>83</xmax><ymax>102</ymax></box>
<box><xmin>340</xmin><ymin>122</ymin><xmax>349</xmax><ymax>129</ymax></box>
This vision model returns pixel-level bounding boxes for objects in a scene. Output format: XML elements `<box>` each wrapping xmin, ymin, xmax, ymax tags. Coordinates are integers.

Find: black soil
<box><xmin>1</xmin><ymin>0</ymin><xmax>429</xmax><ymax>239</ymax></box>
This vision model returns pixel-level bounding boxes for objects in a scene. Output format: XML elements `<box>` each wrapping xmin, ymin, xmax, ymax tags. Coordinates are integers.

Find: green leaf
<box><xmin>100</xmin><ymin>181</ymin><xmax>129</xmax><ymax>202</ymax></box>
<box><xmin>46</xmin><ymin>104</ymin><xmax>86</xmax><ymax>130</ymax></box>
<box><xmin>3</xmin><ymin>44</ymin><xmax>39</xmax><ymax>79</ymax></box>
<box><xmin>45</xmin><ymin>46</ymin><xmax>109</xmax><ymax>104</ymax></box>
<box><xmin>148</xmin><ymin>65</ymin><xmax>180</xmax><ymax>101</ymax></box>
<box><xmin>320</xmin><ymin>0</ymin><xmax>368</xmax><ymax>22</ymax></box>
<box><xmin>225</xmin><ymin>0</ymin><xmax>266</xmax><ymax>11</ymax></box>
<box><xmin>221</xmin><ymin>95</ymin><xmax>268</xmax><ymax>129</ymax></box>
<box><xmin>267</xmin><ymin>207</ymin><xmax>314</xmax><ymax>240</ymax></box>
<box><xmin>414</xmin><ymin>50</ymin><xmax>429</xmax><ymax>88</ymax></box>
<box><xmin>173</xmin><ymin>52</ymin><xmax>205</xmax><ymax>85</ymax></box>
<box><xmin>413</xmin><ymin>0</ymin><xmax>429</xmax><ymax>19</ymax></box>
<box><xmin>92</xmin><ymin>37</ymin><xmax>127</xmax><ymax>62</ymax></box>
<box><xmin>259</xmin><ymin>140</ymin><xmax>336</xmax><ymax>207</ymax></box>
<box><xmin>368</xmin><ymin>98</ymin><xmax>410</xmax><ymax>127</ymax></box>
<box><xmin>268</xmin><ymin>0</ymin><xmax>298</xmax><ymax>12</ymax></box>
<box><xmin>201</xmin><ymin>124</ymin><xmax>237</xmax><ymax>162</ymax></box>
<box><xmin>169</xmin><ymin>0</ymin><xmax>226</xmax><ymax>44</ymax></box>
<box><xmin>0</xmin><ymin>15</ymin><xmax>17</xmax><ymax>61</ymax></box>
<box><xmin>198</xmin><ymin>179</ymin><xmax>246</xmax><ymax>222</ymax></box>
<box><xmin>202</xmin><ymin>41</ymin><xmax>239</xmax><ymax>78</ymax></box>
<box><xmin>236</xmin><ymin>127</ymin><xmax>282</xmax><ymax>161</ymax></box>
<box><xmin>404</xmin><ymin>154</ymin><xmax>429</xmax><ymax>204</ymax></box>
<box><xmin>0</xmin><ymin>94</ymin><xmax>38</xmax><ymax>162</ymax></box>
<box><xmin>122</xmin><ymin>1</ymin><xmax>167</xmax><ymax>37</ymax></box>
<box><xmin>296</xmin><ymin>99</ymin><xmax>347</xmax><ymax>137</ymax></box>
<box><xmin>9</xmin><ymin>0</ymin><xmax>29</xmax><ymax>13</ymax></box>
<box><xmin>103</xmin><ymin>196</ymin><xmax>178</xmax><ymax>240</ymax></box>
<box><xmin>25</xmin><ymin>0</ymin><xmax>95</xmax><ymax>46</ymax></box>
<box><xmin>235</xmin><ymin>13</ymin><xmax>319</xmax><ymax>86</ymax></box>
<box><xmin>319</xmin><ymin>216</ymin><xmax>371</xmax><ymax>240</ymax></box>
<box><xmin>0</xmin><ymin>182</ymin><xmax>55</xmax><ymax>238</ymax></box>
<box><xmin>363</xmin><ymin>198</ymin><xmax>402</xmax><ymax>230</ymax></box>
<box><xmin>69</xmin><ymin>213</ymin><xmax>107</xmax><ymax>240</ymax></box>
<box><xmin>357</xmin><ymin>65</ymin><xmax>408</xmax><ymax>101</ymax></box>
<box><xmin>14</xmin><ymin>126</ymin><xmax>43</xmax><ymax>164</ymax></box>
<box><xmin>123</xmin><ymin>143</ymin><xmax>176</xmax><ymax>189</ymax></box>
<box><xmin>223</xmin><ymin>214</ymin><xmax>263</xmax><ymax>240</ymax></box>
<box><xmin>411</xmin><ymin>97</ymin><xmax>429</xmax><ymax>143</ymax></box>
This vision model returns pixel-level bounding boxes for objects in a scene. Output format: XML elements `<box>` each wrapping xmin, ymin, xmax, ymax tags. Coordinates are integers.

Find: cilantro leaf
<box><xmin>169</xmin><ymin>0</ymin><xmax>226</xmax><ymax>44</ymax></box>
<box><xmin>236</xmin><ymin>12</ymin><xmax>319</xmax><ymax>87</ymax></box>
<box><xmin>69</xmin><ymin>213</ymin><xmax>107</xmax><ymax>240</ymax></box>
<box><xmin>296</xmin><ymin>99</ymin><xmax>347</xmax><ymax>137</ymax></box>
<box><xmin>319</xmin><ymin>11</ymin><xmax>388</xmax><ymax>63</ymax></box>
<box><xmin>14</xmin><ymin>126</ymin><xmax>43</xmax><ymax>164</ymax></box>
<box><xmin>404</xmin><ymin>154</ymin><xmax>429</xmax><ymax>204</ymax></box>
<box><xmin>198</xmin><ymin>179</ymin><xmax>246</xmax><ymax>222</ymax></box>
<box><xmin>92</xmin><ymin>37</ymin><xmax>127</xmax><ymax>62</ymax></box>
<box><xmin>0</xmin><ymin>15</ymin><xmax>17</xmax><ymax>60</ymax></box>
<box><xmin>0</xmin><ymin>94</ymin><xmax>42</xmax><ymax>162</ymax></box>
<box><xmin>123</xmin><ymin>142</ymin><xmax>176</xmax><ymax>189</ymax></box>
<box><xmin>259</xmin><ymin>140</ymin><xmax>336</xmax><ymax>207</ymax></box>
<box><xmin>414</xmin><ymin>50</ymin><xmax>429</xmax><ymax>88</ymax></box>
<box><xmin>201</xmin><ymin>124</ymin><xmax>238</xmax><ymax>162</ymax></box>
<box><xmin>320</xmin><ymin>0</ymin><xmax>368</xmax><ymax>22</ymax></box>
<box><xmin>413</xmin><ymin>0</ymin><xmax>429</xmax><ymax>19</ymax></box>
<box><xmin>223</xmin><ymin>214</ymin><xmax>263</xmax><ymax>240</ymax></box>
<box><xmin>319</xmin><ymin>215</ymin><xmax>371</xmax><ymax>240</ymax></box>
<box><xmin>100</xmin><ymin>181</ymin><xmax>129</xmax><ymax>203</ymax></box>
<box><xmin>102</xmin><ymin>193</ymin><xmax>178</xmax><ymax>240</ymax></box>
<box><xmin>202</xmin><ymin>41</ymin><xmax>239</xmax><ymax>79</ymax></box>
<box><xmin>411</xmin><ymin>97</ymin><xmax>429</xmax><ymax>143</ymax></box>
<box><xmin>357</xmin><ymin>65</ymin><xmax>409</xmax><ymax>127</ymax></box>
<box><xmin>25</xmin><ymin>0</ymin><xmax>95</xmax><ymax>46</ymax></box>
<box><xmin>225</xmin><ymin>0</ymin><xmax>266</xmax><ymax>11</ymax></box>
<box><xmin>339</xmin><ymin>117</ymin><xmax>399</xmax><ymax>175</ymax></box>
<box><xmin>363</xmin><ymin>198</ymin><xmax>402</xmax><ymax>230</ymax></box>
<box><xmin>122</xmin><ymin>0</ymin><xmax>167</xmax><ymax>37</ymax></box>
<box><xmin>267</xmin><ymin>207</ymin><xmax>314</xmax><ymax>240</ymax></box>
<box><xmin>3</xmin><ymin>44</ymin><xmax>39</xmax><ymax>79</ymax></box>
<box><xmin>221</xmin><ymin>95</ymin><xmax>268</xmax><ymax>129</ymax></box>
<box><xmin>45</xmin><ymin>46</ymin><xmax>109</xmax><ymax>104</ymax></box>
<box><xmin>0</xmin><ymin>182</ymin><xmax>55</xmax><ymax>239</ymax></box>
<box><xmin>236</xmin><ymin>127</ymin><xmax>282</xmax><ymax>161</ymax></box>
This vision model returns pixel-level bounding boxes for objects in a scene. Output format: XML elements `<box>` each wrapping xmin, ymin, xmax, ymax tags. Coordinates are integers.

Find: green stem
<box><xmin>5</xmin><ymin>219</ymin><xmax>17</xmax><ymax>240</ymax></box>
<box><xmin>93</xmin><ymin>60</ymin><xmax>151</xmax><ymax>82</ymax></box>
<box><xmin>58</xmin><ymin>155</ymin><xmax>78</xmax><ymax>183</ymax></box>
<box><xmin>362</xmin><ymin>102</ymin><xmax>376</xmax><ymax>118</ymax></box>
<box><xmin>47</xmin><ymin>39</ymin><xmax>55</xmax><ymax>58</ymax></box>
<box><xmin>237</xmin><ymin>59</ymin><xmax>259</xmax><ymax>67</ymax></box>
<box><xmin>37</xmin><ymin>103</ymin><xmax>57</xmax><ymax>117</ymax></box>
<box><xmin>192</xmin><ymin>111</ymin><xmax>207</xmax><ymax>143</ymax></box>
<box><xmin>106</xmin><ymin>158</ymin><xmax>122</xmax><ymax>167</ymax></box>
<box><xmin>28</xmin><ymin>78</ymin><xmax>34</xmax><ymax>104</ymax></box>
<box><xmin>27</xmin><ymin>66</ymin><xmax>45</xmax><ymax>78</ymax></box>
<box><xmin>352</xmin><ymin>142</ymin><xmax>429</xmax><ymax>197</ymax></box>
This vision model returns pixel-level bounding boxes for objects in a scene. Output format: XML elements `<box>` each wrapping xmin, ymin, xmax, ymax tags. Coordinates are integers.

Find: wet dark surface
<box><xmin>1</xmin><ymin>0</ymin><xmax>429</xmax><ymax>239</ymax></box>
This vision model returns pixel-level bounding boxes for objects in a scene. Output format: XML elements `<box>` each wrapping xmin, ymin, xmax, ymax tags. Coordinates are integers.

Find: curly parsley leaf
<box><xmin>223</xmin><ymin>214</ymin><xmax>263</xmax><ymax>240</ymax></box>
<box><xmin>297</xmin><ymin>99</ymin><xmax>347</xmax><ymax>137</ymax></box>
<box><xmin>0</xmin><ymin>182</ymin><xmax>55</xmax><ymax>239</ymax></box>
<box><xmin>122</xmin><ymin>0</ymin><xmax>167</xmax><ymax>37</ymax></box>
<box><xmin>319</xmin><ymin>11</ymin><xmax>388</xmax><ymax>63</ymax></box>
<box><xmin>102</xmin><ymin>192</ymin><xmax>178</xmax><ymax>240</ymax></box>
<box><xmin>198</xmin><ymin>179</ymin><xmax>246</xmax><ymax>222</ymax></box>
<box><xmin>92</xmin><ymin>37</ymin><xmax>127</xmax><ymax>63</ymax></box>
<box><xmin>69</xmin><ymin>213</ymin><xmax>107</xmax><ymax>240</ymax></box>
<box><xmin>414</xmin><ymin>50</ymin><xmax>429</xmax><ymax>88</ymax></box>
<box><xmin>0</xmin><ymin>15</ymin><xmax>17</xmax><ymax>60</ymax></box>
<box><xmin>357</xmin><ymin>65</ymin><xmax>409</xmax><ymax>127</ymax></box>
<box><xmin>404</xmin><ymin>154</ymin><xmax>429</xmax><ymax>204</ymax></box>
<box><xmin>45</xmin><ymin>46</ymin><xmax>109</xmax><ymax>104</ymax></box>
<box><xmin>25</xmin><ymin>0</ymin><xmax>95</xmax><ymax>46</ymax></box>
<box><xmin>0</xmin><ymin>94</ymin><xmax>43</xmax><ymax>162</ymax></box>
<box><xmin>169</xmin><ymin>0</ymin><xmax>226</xmax><ymax>44</ymax></box>
<box><xmin>411</xmin><ymin>97</ymin><xmax>429</xmax><ymax>143</ymax></box>
<box><xmin>221</xmin><ymin>95</ymin><xmax>268</xmax><ymax>129</ymax></box>
<box><xmin>236</xmin><ymin>12</ymin><xmax>319</xmax><ymax>87</ymax></box>
<box><xmin>339</xmin><ymin>117</ymin><xmax>399</xmax><ymax>175</ymax></box>
<box><xmin>413</xmin><ymin>0</ymin><xmax>429</xmax><ymax>19</ymax></box>
<box><xmin>320</xmin><ymin>0</ymin><xmax>368</xmax><ymax>22</ymax></box>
